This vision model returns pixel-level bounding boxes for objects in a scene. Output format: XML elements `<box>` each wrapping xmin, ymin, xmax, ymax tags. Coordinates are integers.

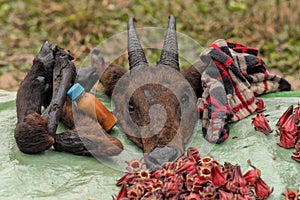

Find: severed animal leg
<box><xmin>14</xmin><ymin>41</ymin><xmax>55</xmax><ymax>154</ymax></box>
<box><xmin>55</xmin><ymin>100</ymin><xmax>123</xmax><ymax>156</ymax></box>
<box><xmin>41</xmin><ymin>46</ymin><xmax>76</xmax><ymax>137</ymax></box>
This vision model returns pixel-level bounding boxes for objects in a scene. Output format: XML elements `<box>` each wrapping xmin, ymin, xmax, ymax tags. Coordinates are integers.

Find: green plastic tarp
<box><xmin>0</xmin><ymin>89</ymin><xmax>299</xmax><ymax>199</ymax></box>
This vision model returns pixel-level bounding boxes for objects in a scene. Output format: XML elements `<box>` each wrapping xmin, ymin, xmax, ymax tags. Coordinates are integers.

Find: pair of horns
<box><xmin>128</xmin><ymin>15</ymin><xmax>179</xmax><ymax>71</ymax></box>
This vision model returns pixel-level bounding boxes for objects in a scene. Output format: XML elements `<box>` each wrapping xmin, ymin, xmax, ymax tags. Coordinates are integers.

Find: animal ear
<box><xmin>128</xmin><ymin>17</ymin><xmax>148</xmax><ymax>70</ymax></box>
<box><xmin>159</xmin><ymin>15</ymin><xmax>179</xmax><ymax>71</ymax></box>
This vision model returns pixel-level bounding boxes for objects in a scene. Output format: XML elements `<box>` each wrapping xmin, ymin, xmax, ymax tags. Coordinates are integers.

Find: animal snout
<box><xmin>145</xmin><ymin>146</ymin><xmax>182</xmax><ymax>170</ymax></box>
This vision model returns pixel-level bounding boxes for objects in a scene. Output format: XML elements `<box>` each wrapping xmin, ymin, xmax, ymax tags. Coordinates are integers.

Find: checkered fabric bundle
<box><xmin>197</xmin><ymin>39</ymin><xmax>291</xmax><ymax>143</ymax></box>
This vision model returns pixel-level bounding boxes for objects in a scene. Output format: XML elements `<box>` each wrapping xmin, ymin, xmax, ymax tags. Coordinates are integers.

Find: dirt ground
<box><xmin>0</xmin><ymin>71</ymin><xmax>26</xmax><ymax>91</ymax></box>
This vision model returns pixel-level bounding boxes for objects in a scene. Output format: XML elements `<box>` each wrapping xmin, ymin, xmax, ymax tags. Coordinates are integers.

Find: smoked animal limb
<box><xmin>42</xmin><ymin>46</ymin><xmax>76</xmax><ymax>137</ymax></box>
<box><xmin>14</xmin><ymin>41</ymin><xmax>55</xmax><ymax>154</ymax></box>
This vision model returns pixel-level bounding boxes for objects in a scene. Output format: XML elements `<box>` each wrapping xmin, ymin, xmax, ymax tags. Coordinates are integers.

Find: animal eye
<box><xmin>181</xmin><ymin>94</ymin><xmax>189</xmax><ymax>104</ymax></box>
<box><xmin>128</xmin><ymin>100</ymin><xmax>135</xmax><ymax>112</ymax></box>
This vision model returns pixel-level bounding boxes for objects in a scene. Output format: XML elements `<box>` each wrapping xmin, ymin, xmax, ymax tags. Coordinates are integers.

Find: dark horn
<box><xmin>128</xmin><ymin>17</ymin><xmax>148</xmax><ymax>70</ymax></box>
<box><xmin>159</xmin><ymin>15</ymin><xmax>179</xmax><ymax>71</ymax></box>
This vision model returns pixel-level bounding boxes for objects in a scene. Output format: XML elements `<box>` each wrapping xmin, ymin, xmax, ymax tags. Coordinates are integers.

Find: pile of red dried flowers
<box><xmin>114</xmin><ymin>147</ymin><xmax>273</xmax><ymax>200</ymax></box>
<box><xmin>275</xmin><ymin>104</ymin><xmax>300</xmax><ymax>163</ymax></box>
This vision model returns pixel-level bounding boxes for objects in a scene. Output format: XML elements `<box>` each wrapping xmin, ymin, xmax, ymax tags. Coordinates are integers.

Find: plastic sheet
<box><xmin>0</xmin><ymin>89</ymin><xmax>299</xmax><ymax>199</ymax></box>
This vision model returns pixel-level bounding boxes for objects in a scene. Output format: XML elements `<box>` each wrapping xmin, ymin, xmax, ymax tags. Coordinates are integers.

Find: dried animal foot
<box><xmin>15</xmin><ymin>42</ymin><xmax>76</xmax><ymax>154</ymax></box>
<box><xmin>53</xmin><ymin>130</ymin><xmax>96</xmax><ymax>156</ymax></box>
<box><xmin>14</xmin><ymin>112</ymin><xmax>54</xmax><ymax>154</ymax></box>
<box><xmin>54</xmin><ymin>127</ymin><xmax>123</xmax><ymax>157</ymax></box>
<box><xmin>58</xmin><ymin>97</ymin><xmax>123</xmax><ymax>156</ymax></box>
<box><xmin>14</xmin><ymin>41</ymin><xmax>55</xmax><ymax>153</ymax></box>
<box><xmin>42</xmin><ymin>46</ymin><xmax>76</xmax><ymax>137</ymax></box>
<box><xmin>16</xmin><ymin>41</ymin><xmax>54</xmax><ymax>123</ymax></box>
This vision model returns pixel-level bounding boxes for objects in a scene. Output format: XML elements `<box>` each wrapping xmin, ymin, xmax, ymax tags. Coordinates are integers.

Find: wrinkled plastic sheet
<box><xmin>0</xmin><ymin>89</ymin><xmax>299</xmax><ymax>199</ymax></box>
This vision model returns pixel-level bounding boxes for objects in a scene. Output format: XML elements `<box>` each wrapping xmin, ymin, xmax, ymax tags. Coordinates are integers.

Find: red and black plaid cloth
<box><xmin>197</xmin><ymin>39</ymin><xmax>291</xmax><ymax>143</ymax></box>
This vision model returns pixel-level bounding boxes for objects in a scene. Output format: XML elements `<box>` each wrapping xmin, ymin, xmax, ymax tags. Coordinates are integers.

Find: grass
<box><xmin>0</xmin><ymin>0</ymin><xmax>299</xmax><ymax>75</ymax></box>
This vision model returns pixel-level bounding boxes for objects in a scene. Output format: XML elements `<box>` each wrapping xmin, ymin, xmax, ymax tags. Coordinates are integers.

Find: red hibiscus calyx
<box><xmin>252</xmin><ymin>114</ymin><xmax>273</xmax><ymax>135</ymax></box>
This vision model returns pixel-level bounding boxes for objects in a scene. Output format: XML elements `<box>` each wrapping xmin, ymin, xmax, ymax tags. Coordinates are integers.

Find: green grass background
<box><xmin>0</xmin><ymin>0</ymin><xmax>299</xmax><ymax>76</ymax></box>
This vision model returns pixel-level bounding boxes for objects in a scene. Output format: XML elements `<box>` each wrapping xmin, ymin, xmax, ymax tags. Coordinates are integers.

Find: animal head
<box><xmin>112</xmin><ymin>16</ymin><xmax>198</xmax><ymax>169</ymax></box>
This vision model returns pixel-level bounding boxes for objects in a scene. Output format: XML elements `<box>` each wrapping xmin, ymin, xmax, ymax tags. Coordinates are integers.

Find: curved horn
<box><xmin>159</xmin><ymin>15</ymin><xmax>179</xmax><ymax>71</ymax></box>
<box><xmin>128</xmin><ymin>17</ymin><xmax>148</xmax><ymax>70</ymax></box>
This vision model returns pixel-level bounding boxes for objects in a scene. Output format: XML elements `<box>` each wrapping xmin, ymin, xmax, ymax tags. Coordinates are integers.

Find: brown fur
<box><xmin>108</xmin><ymin>65</ymin><xmax>199</xmax><ymax>162</ymax></box>
<box><xmin>181</xmin><ymin>61</ymin><xmax>205</xmax><ymax>98</ymax></box>
<box><xmin>129</xmin><ymin>83</ymin><xmax>182</xmax><ymax>153</ymax></box>
<box><xmin>14</xmin><ymin>112</ymin><xmax>54</xmax><ymax>154</ymax></box>
<box><xmin>100</xmin><ymin>63</ymin><xmax>127</xmax><ymax>96</ymax></box>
